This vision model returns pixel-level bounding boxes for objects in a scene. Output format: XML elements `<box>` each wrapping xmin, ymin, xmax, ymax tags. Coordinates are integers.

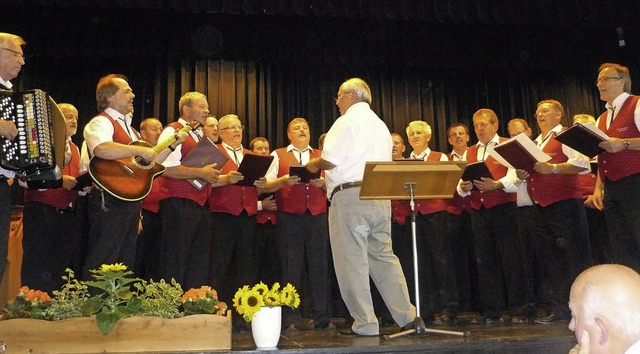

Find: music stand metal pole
<box><xmin>384</xmin><ymin>182</ymin><xmax>469</xmax><ymax>340</ymax></box>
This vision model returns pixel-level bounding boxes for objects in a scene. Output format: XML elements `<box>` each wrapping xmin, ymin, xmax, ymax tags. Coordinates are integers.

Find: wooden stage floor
<box><xmin>230</xmin><ymin>317</ymin><xmax>576</xmax><ymax>353</ymax></box>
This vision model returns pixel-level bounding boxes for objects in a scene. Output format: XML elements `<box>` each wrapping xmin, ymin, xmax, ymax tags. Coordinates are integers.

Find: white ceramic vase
<box><xmin>251</xmin><ymin>306</ymin><xmax>282</xmax><ymax>349</ymax></box>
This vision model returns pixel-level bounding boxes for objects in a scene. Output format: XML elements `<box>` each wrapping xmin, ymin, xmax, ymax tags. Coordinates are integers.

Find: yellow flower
<box><xmin>280</xmin><ymin>283</ymin><xmax>300</xmax><ymax>308</ymax></box>
<box><xmin>252</xmin><ymin>282</ymin><xmax>269</xmax><ymax>297</ymax></box>
<box><xmin>99</xmin><ymin>263</ymin><xmax>127</xmax><ymax>273</ymax></box>
<box><xmin>232</xmin><ymin>285</ymin><xmax>250</xmax><ymax>315</ymax></box>
<box><xmin>232</xmin><ymin>282</ymin><xmax>300</xmax><ymax>322</ymax></box>
<box><xmin>263</xmin><ymin>290</ymin><xmax>280</xmax><ymax>306</ymax></box>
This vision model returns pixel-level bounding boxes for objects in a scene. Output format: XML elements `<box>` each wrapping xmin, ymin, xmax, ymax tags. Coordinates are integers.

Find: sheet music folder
<box><xmin>554</xmin><ymin>123</ymin><xmax>609</xmax><ymax>158</ymax></box>
<box><xmin>181</xmin><ymin>137</ymin><xmax>228</xmax><ymax>190</ymax></box>
<box><xmin>460</xmin><ymin>161</ymin><xmax>493</xmax><ymax>186</ymax></box>
<box><xmin>289</xmin><ymin>164</ymin><xmax>320</xmax><ymax>183</ymax></box>
<box><xmin>489</xmin><ymin>133</ymin><xmax>551</xmax><ymax>172</ymax></box>
<box><xmin>236</xmin><ymin>153</ymin><xmax>274</xmax><ymax>186</ymax></box>
<box><xmin>360</xmin><ymin>161</ymin><xmax>466</xmax><ymax>200</ymax></box>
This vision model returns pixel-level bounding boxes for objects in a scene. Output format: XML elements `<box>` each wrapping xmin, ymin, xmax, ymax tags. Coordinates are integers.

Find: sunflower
<box><xmin>241</xmin><ymin>288</ymin><xmax>265</xmax><ymax>321</ymax></box>
<box><xmin>263</xmin><ymin>289</ymin><xmax>280</xmax><ymax>306</ymax></box>
<box><xmin>280</xmin><ymin>283</ymin><xmax>300</xmax><ymax>308</ymax></box>
<box><xmin>99</xmin><ymin>263</ymin><xmax>127</xmax><ymax>273</ymax></box>
<box><xmin>252</xmin><ymin>282</ymin><xmax>269</xmax><ymax>297</ymax></box>
<box><xmin>232</xmin><ymin>285</ymin><xmax>250</xmax><ymax>314</ymax></box>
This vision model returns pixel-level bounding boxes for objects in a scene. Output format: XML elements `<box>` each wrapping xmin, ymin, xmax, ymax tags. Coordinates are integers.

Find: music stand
<box><xmin>360</xmin><ymin>161</ymin><xmax>471</xmax><ymax>339</ymax></box>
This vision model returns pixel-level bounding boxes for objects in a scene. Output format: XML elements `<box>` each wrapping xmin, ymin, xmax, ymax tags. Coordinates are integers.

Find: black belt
<box><xmin>330</xmin><ymin>181</ymin><xmax>362</xmax><ymax>200</ymax></box>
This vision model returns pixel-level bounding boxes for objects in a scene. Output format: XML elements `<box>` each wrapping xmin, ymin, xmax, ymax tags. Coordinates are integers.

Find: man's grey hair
<box><xmin>340</xmin><ymin>78</ymin><xmax>372</xmax><ymax>104</ymax></box>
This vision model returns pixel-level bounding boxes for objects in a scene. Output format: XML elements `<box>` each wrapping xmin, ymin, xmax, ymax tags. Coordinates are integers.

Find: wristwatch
<box><xmin>624</xmin><ymin>140</ymin><xmax>631</xmax><ymax>149</ymax></box>
<box><xmin>552</xmin><ymin>164</ymin><xmax>559</xmax><ymax>174</ymax></box>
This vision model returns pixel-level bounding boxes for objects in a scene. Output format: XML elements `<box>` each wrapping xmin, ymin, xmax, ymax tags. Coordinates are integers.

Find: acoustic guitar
<box><xmin>89</xmin><ymin>121</ymin><xmax>201</xmax><ymax>201</ymax></box>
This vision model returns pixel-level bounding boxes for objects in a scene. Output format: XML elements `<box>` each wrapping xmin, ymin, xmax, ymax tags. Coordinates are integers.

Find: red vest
<box><xmin>391</xmin><ymin>200</ymin><xmax>411</xmax><ymax>225</ymax></box>
<box><xmin>257</xmin><ymin>209</ymin><xmax>277</xmax><ymax>224</ymax></box>
<box><xmin>24</xmin><ymin>142</ymin><xmax>80</xmax><ymax>209</ymax></box>
<box><xmin>413</xmin><ymin>151</ymin><xmax>458</xmax><ymax>215</ymax></box>
<box><xmin>597</xmin><ymin>95</ymin><xmax>640</xmax><ymax>181</ymax></box>
<box><xmin>526</xmin><ymin>133</ymin><xmax>583</xmax><ymax>207</ymax></box>
<box><xmin>576</xmin><ymin>172</ymin><xmax>596</xmax><ymax>198</ymax></box>
<box><xmin>157</xmin><ymin>122</ymin><xmax>210</xmax><ymax>206</ymax></box>
<box><xmin>208</xmin><ymin>145</ymin><xmax>258</xmax><ymax>216</ymax></box>
<box><xmin>274</xmin><ymin>148</ymin><xmax>327</xmax><ymax>215</ymax></box>
<box><xmin>100</xmin><ymin>111</ymin><xmax>139</xmax><ymax>144</ymax></box>
<box><xmin>465</xmin><ymin>138</ymin><xmax>517</xmax><ymax>209</ymax></box>
<box><xmin>141</xmin><ymin>179</ymin><xmax>163</xmax><ymax>212</ymax></box>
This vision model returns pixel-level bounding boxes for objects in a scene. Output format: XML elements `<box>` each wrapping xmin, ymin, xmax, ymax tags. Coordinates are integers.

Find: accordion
<box><xmin>0</xmin><ymin>89</ymin><xmax>66</xmax><ymax>188</ymax></box>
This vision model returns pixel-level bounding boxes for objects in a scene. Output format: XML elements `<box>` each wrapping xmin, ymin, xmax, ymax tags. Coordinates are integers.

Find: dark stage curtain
<box><xmin>16</xmin><ymin>56</ymin><xmax>603</xmax><ymax>153</ymax></box>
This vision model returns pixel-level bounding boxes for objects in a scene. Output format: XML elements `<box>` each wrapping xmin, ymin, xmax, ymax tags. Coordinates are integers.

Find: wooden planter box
<box><xmin>0</xmin><ymin>314</ymin><xmax>231</xmax><ymax>353</ymax></box>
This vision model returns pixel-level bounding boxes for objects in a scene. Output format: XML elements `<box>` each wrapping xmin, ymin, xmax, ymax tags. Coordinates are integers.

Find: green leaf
<box><xmin>82</xmin><ymin>296</ymin><xmax>103</xmax><ymax>315</ymax></box>
<box><xmin>96</xmin><ymin>310</ymin><xmax>121</xmax><ymax>335</ymax></box>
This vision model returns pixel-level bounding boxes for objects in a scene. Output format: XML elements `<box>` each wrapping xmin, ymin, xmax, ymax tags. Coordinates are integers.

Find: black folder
<box><xmin>235</xmin><ymin>153</ymin><xmax>274</xmax><ymax>186</ymax></box>
<box><xmin>460</xmin><ymin>161</ymin><xmax>493</xmax><ymax>190</ymax></box>
<box><xmin>554</xmin><ymin>124</ymin><xmax>608</xmax><ymax>158</ymax></box>
<box><xmin>182</xmin><ymin>137</ymin><xmax>228</xmax><ymax>190</ymax></box>
<box><xmin>289</xmin><ymin>164</ymin><xmax>321</xmax><ymax>183</ymax></box>
<box><xmin>492</xmin><ymin>139</ymin><xmax>539</xmax><ymax>172</ymax></box>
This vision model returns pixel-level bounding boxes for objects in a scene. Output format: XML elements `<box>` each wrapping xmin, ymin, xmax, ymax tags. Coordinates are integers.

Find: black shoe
<box><xmin>400</xmin><ymin>321</ymin><xmax>415</xmax><ymax>331</ymax></box>
<box><xmin>338</xmin><ymin>327</ymin><xmax>379</xmax><ymax>337</ymax></box>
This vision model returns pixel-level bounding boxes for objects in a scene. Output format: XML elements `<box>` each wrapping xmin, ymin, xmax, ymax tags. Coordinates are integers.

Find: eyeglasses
<box><xmin>335</xmin><ymin>91</ymin><xmax>351</xmax><ymax>103</ymax></box>
<box><xmin>595</xmin><ymin>76</ymin><xmax>621</xmax><ymax>85</ymax></box>
<box><xmin>219</xmin><ymin>125</ymin><xmax>244</xmax><ymax>131</ymax></box>
<box><xmin>1</xmin><ymin>47</ymin><xmax>24</xmax><ymax>60</ymax></box>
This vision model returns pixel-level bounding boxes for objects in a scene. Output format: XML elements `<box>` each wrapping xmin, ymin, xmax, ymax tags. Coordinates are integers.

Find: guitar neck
<box><xmin>154</xmin><ymin>124</ymin><xmax>196</xmax><ymax>154</ymax></box>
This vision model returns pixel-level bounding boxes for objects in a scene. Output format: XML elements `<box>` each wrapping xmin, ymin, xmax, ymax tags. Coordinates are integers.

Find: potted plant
<box><xmin>0</xmin><ymin>263</ymin><xmax>231</xmax><ymax>353</ymax></box>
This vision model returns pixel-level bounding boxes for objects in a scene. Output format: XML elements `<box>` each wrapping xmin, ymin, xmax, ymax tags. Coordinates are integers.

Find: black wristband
<box><xmin>168</xmin><ymin>145</ymin><xmax>176</xmax><ymax>152</ymax></box>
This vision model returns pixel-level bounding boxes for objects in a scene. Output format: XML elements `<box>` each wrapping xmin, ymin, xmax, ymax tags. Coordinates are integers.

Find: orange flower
<box><xmin>19</xmin><ymin>286</ymin><xmax>51</xmax><ymax>303</ymax></box>
<box><xmin>181</xmin><ymin>286</ymin><xmax>218</xmax><ymax>302</ymax></box>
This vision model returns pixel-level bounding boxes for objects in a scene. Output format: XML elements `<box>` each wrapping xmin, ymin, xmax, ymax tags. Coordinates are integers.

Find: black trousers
<box><xmin>414</xmin><ymin>211</ymin><xmax>459</xmax><ymax>318</ymax></box>
<box><xmin>209</xmin><ymin>211</ymin><xmax>258</xmax><ymax>310</ymax></box>
<box><xmin>22</xmin><ymin>201</ymin><xmax>79</xmax><ymax>293</ymax></box>
<box><xmin>159</xmin><ymin>197</ymin><xmax>211</xmax><ymax>290</ymax></box>
<box><xmin>532</xmin><ymin>198</ymin><xmax>592</xmax><ymax>318</ymax></box>
<box><xmin>255</xmin><ymin>220</ymin><xmax>280</xmax><ymax>286</ymax></box>
<box><xmin>516</xmin><ymin>205</ymin><xmax>549</xmax><ymax>310</ymax></box>
<box><xmin>81</xmin><ymin>189</ymin><xmax>139</xmax><ymax>280</ymax></box>
<box><xmin>469</xmin><ymin>202</ymin><xmax>534</xmax><ymax>319</ymax></box>
<box><xmin>135</xmin><ymin>208</ymin><xmax>163</xmax><ymax>281</ymax></box>
<box><xmin>603</xmin><ymin>173</ymin><xmax>640</xmax><ymax>272</ymax></box>
<box><xmin>277</xmin><ymin>211</ymin><xmax>330</xmax><ymax>327</ymax></box>
<box><xmin>0</xmin><ymin>179</ymin><xmax>10</xmax><ymax>285</ymax></box>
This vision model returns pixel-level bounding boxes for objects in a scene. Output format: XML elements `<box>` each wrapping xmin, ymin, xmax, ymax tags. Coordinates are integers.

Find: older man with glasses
<box><xmin>0</xmin><ymin>32</ymin><xmax>23</xmax><ymax>286</ymax></box>
<box><xmin>592</xmin><ymin>63</ymin><xmax>640</xmax><ymax>274</ymax></box>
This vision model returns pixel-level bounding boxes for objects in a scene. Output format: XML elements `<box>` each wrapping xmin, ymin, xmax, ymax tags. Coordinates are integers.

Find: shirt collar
<box><xmin>0</xmin><ymin>77</ymin><xmax>12</xmax><ymax>89</ymax></box>
<box><xmin>476</xmin><ymin>134</ymin><xmax>500</xmax><ymax>147</ymax></box>
<box><xmin>104</xmin><ymin>107</ymin><xmax>129</xmax><ymax>122</ymax></box>
<box><xmin>286</xmin><ymin>144</ymin><xmax>313</xmax><ymax>153</ymax></box>
<box><xmin>410</xmin><ymin>148</ymin><xmax>431</xmax><ymax>160</ymax></box>
<box><xmin>607</xmin><ymin>92</ymin><xmax>630</xmax><ymax>110</ymax></box>
<box><xmin>535</xmin><ymin>124</ymin><xmax>563</xmax><ymax>144</ymax></box>
<box><xmin>222</xmin><ymin>141</ymin><xmax>242</xmax><ymax>151</ymax></box>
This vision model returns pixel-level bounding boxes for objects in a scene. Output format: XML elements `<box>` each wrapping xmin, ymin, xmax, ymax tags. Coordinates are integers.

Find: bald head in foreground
<box><xmin>569</xmin><ymin>264</ymin><xmax>640</xmax><ymax>354</ymax></box>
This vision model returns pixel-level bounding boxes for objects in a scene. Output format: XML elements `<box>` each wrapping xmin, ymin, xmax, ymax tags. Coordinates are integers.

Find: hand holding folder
<box><xmin>181</xmin><ymin>138</ymin><xmax>228</xmax><ymax>190</ymax></box>
<box><xmin>235</xmin><ymin>153</ymin><xmax>274</xmax><ymax>186</ymax></box>
<box><xmin>554</xmin><ymin>123</ymin><xmax>609</xmax><ymax>158</ymax></box>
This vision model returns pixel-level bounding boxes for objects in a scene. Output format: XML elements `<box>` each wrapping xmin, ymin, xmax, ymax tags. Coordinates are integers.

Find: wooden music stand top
<box><xmin>360</xmin><ymin>161</ymin><xmax>466</xmax><ymax>200</ymax></box>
